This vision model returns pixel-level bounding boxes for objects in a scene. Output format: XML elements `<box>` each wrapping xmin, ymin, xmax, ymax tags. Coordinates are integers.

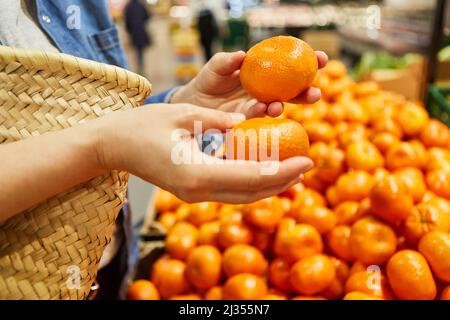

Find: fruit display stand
<box><xmin>127</xmin><ymin>39</ymin><xmax>450</xmax><ymax>300</ymax></box>
<box><xmin>133</xmin><ymin>190</ymin><xmax>166</xmax><ymax>281</ymax></box>
<box><xmin>360</xmin><ymin>58</ymin><xmax>427</xmax><ymax>101</ymax></box>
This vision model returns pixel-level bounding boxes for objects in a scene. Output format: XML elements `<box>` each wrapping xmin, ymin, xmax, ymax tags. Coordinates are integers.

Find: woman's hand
<box><xmin>96</xmin><ymin>104</ymin><xmax>313</xmax><ymax>203</ymax></box>
<box><xmin>0</xmin><ymin>103</ymin><xmax>313</xmax><ymax>220</ymax></box>
<box><xmin>171</xmin><ymin>51</ymin><xmax>328</xmax><ymax>118</ymax></box>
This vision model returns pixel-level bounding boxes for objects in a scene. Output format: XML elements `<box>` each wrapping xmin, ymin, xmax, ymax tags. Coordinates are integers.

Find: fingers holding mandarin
<box><xmin>203</xmin><ymin>156</ymin><xmax>313</xmax><ymax>192</ymax></box>
<box><xmin>239</xmin><ymin>100</ymin><xmax>283</xmax><ymax>119</ymax></box>
<box><xmin>239</xmin><ymin>36</ymin><xmax>326</xmax><ymax>106</ymax></box>
<box><xmin>176</xmin><ymin>157</ymin><xmax>312</xmax><ymax>204</ymax></box>
<box><xmin>287</xmin><ymin>51</ymin><xmax>327</xmax><ymax>104</ymax></box>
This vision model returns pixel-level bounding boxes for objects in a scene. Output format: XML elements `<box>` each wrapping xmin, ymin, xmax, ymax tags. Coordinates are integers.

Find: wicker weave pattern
<box><xmin>0</xmin><ymin>46</ymin><xmax>151</xmax><ymax>299</ymax></box>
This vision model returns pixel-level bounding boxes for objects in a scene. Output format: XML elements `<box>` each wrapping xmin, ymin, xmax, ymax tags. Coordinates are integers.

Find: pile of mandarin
<box><xmin>127</xmin><ymin>61</ymin><xmax>450</xmax><ymax>300</ymax></box>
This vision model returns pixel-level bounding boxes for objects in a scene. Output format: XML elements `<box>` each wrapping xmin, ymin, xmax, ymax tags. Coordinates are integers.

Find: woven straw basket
<box><xmin>0</xmin><ymin>46</ymin><xmax>151</xmax><ymax>299</ymax></box>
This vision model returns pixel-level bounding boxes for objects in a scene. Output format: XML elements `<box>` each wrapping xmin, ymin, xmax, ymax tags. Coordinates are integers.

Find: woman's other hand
<box><xmin>171</xmin><ymin>50</ymin><xmax>328</xmax><ymax>118</ymax></box>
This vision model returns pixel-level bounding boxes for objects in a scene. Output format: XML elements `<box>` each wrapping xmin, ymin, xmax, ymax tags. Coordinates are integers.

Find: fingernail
<box><xmin>303</xmin><ymin>159</ymin><xmax>314</xmax><ymax>171</ymax></box>
<box><xmin>243</xmin><ymin>98</ymin><xmax>258</xmax><ymax>109</ymax></box>
<box><xmin>311</xmin><ymin>87</ymin><xmax>321</xmax><ymax>95</ymax></box>
<box><xmin>230</xmin><ymin>113</ymin><xmax>246</xmax><ymax>124</ymax></box>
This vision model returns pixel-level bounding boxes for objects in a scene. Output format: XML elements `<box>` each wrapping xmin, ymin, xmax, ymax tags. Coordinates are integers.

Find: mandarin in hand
<box><xmin>226</xmin><ymin>118</ymin><xmax>309</xmax><ymax>161</ymax></box>
<box><xmin>240</xmin><ymin>36</ymin><xmax>318</xmax><ymax>103</ymax></box>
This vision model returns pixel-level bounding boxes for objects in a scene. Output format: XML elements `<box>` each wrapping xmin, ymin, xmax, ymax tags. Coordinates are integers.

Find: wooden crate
<box><xmin>302</xmin><ymin>30</ymin><xmax>341</xmax><ymax>59</ymax></box>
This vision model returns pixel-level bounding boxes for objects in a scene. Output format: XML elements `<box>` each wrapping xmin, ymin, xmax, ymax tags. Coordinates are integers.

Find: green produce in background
<box><xmin>351</xmin><ymin>51</ymin><xmax>422</xmax><ymax>80</ymax></box>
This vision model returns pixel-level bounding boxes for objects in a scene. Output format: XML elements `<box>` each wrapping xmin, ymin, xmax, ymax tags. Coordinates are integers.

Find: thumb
<box><xmin>206</xmin><ymin>51</ymin><xmax>246</xmax><ymax>76</ymax></box>
<box><xmin>198</xmin><ymin>108</ymin><xmax>245</xmax><ymax>132</ymax></box>
<box><xmin>182</xmin><ymin>106</ymin><xmax>245</xmax><ymax>132</ymax></box>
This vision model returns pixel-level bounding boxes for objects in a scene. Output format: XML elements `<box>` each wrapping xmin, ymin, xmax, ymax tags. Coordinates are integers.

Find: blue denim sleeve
<box><xmin>145</xmin><ymin>87</ymin><xmax>179</xmax><ymax>104</ymax></box>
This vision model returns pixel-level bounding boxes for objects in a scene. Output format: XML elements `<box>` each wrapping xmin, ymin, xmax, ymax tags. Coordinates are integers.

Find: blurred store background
<box><xmin>107</xmin><ymin>0</ymin><xmax>450</xmax><ymax>230</ymax></box>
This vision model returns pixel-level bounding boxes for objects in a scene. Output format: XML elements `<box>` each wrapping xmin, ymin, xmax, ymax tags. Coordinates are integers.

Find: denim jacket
<box><xmin>1</xmin><ymin>0</ymin><xmax>173</xmax><ymax>298</ymax></box>
<box><xmin>32</xmin><ymin>0</ymin><xmax>173</xmax><ymax>103</ymax></box>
